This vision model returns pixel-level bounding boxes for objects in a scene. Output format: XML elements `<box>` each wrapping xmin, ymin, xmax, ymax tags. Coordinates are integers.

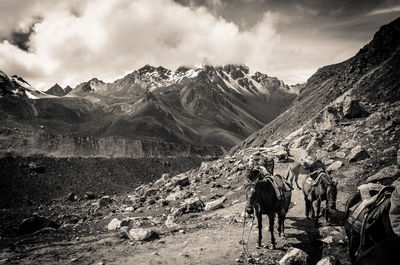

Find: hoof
<box><xmin>269</xmin><ymin>244</ymin><xmax>276</xmax><ymax>250</ymax></box>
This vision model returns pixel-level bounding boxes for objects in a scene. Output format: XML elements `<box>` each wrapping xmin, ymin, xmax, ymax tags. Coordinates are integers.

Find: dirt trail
<box><xmin>0</xmin><ymin>145</ymin><xmax>350</xmax><ymax>265</ymax></box>
<box><xmin>6</xmin><ymin>189</ymin><xmax>320</xmax><ymax>265</ymax></box>
<box><xmin>2</xmin><ymin>147</ymin><xmax>332</xmax><ymax>265</ymax></box>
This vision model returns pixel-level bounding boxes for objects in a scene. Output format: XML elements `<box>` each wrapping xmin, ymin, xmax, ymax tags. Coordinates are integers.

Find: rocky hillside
<box><xmin>233</xmin><ymin>17</ymin><xmax>400</xmax><ymax>152</ymax></box>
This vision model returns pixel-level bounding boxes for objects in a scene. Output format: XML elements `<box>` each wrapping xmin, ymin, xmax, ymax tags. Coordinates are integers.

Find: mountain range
<box><xmin>0</xmin><ymin>64</ymin><xmax>296</xmax><ymax>157</ymax></box>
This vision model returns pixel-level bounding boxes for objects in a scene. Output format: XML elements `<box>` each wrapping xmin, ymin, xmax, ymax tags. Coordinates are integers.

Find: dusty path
<box><xmin>4</xmin><ymin>189</ymin><xmax>321</xmax><ymax>265</ymax></box>
<box><xmin>2</xmin><ymin>147</ymin><xmax>350</xmax><ymax>265</ymax></box>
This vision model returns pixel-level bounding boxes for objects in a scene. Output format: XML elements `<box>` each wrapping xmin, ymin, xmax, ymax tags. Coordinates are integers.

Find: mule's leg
<box><xmin>268</xmin><ymin>213</ymin><xmax>276</xmax><ymax>249</ymax></box>
<box><xmin>278</xmin><ymin>212</ymin><xmax>286</xmax><ymax>238</ymax></box>
<box><xmin>277</xmin><ymin>213</ymin><xmax>282</xmax><ymax>237</ymax></box>
<box><xmin>324</xmin><ymin>204</ymin><xmax>331</xmax><ymax>225</ymax></box>
<box><xmin>311</xmin><ymin>200</ymin><xmax>315</xmax><ymax>219</ymax></box>
<box><xmin>295</xmin><ymin>174</ymin><xmax>301</xmax><ymax>190</ymax></box>
<box><xmin>315</xmin><ymin>199</ymin><xmax>321</xmax><ymax>225</ymax></box>
<box><xmin>349</xmin><ymin>230</ymin><xmax>360</xmax><ymax>263</ymax></box>
<box><xmin>256</xmin><ymin>211</ymin><xmax>262</xmax><ymax>247</ymax></box>
<box><xmin>304</xmin><ymin>197</ymin><xmax>310</xmax><ymax>219</ymax></box>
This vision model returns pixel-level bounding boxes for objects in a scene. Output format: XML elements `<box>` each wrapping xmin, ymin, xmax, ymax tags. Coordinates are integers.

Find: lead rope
<box><xmin>241</xmin><ymin>209</ymin><xmax>255</xmax><ymax>262</ymax></box>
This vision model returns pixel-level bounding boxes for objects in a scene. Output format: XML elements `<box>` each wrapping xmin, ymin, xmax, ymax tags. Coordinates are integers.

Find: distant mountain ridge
<box><xmin>45</xmin><ymin>84</ymin><xmax>66</xmax><ymax>97</ymax></box>
<box><xmin>0</xmin><ymin>64</ymin><xmax>297</xmax><ymax>157</ymax></box>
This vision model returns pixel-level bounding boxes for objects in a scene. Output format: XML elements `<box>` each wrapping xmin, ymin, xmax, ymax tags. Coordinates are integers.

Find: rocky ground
<box><xmin>1</xmin><ymin>98</ymin><xmax>399</xmax><ymax>265</ymax></box>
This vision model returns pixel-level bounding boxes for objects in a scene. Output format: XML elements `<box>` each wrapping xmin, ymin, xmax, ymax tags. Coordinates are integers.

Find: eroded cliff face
<box><xmin>0</xmin><ymin>134</ymin><xmax>224</xmax><ymax>158</ymax></box>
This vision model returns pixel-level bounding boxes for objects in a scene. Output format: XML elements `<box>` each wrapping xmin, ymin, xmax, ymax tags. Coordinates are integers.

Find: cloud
<box><xmin>368</xmin><ymin>5</ymin><xmax>400</xmax><ymax>15</ymax></box>
<box><xmin>1</xmin><ymin>0</ymin><xmax>396</xmax><ymax>89</ymax></box>
<box><xmin>0</xmin><ymin>0</ymin><xmax>282</xmax><ymax>89</ymax></box>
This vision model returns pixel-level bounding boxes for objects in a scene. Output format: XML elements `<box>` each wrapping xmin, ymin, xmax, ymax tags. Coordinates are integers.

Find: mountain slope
<box><xmin>233</xmin><ymin>17</ymin><xmax>400</xmax><ymax>152</ymax></box>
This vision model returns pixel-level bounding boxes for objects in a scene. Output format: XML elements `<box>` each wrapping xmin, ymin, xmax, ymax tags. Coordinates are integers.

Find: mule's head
<box><xmin>245</xmin><ymin>169</ymin><xmax>260</xmax><ymax>215</ymax></box>
<box><xmin>326</xmin><ymin>180</ymin><xmax>338</xmax><ymax>210</ymax></box>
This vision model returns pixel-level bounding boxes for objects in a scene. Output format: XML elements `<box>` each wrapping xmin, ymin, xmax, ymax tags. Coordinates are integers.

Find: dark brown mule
<box><xmin>302</xmin><ymin>171</ymin><xmax>337</xmax><ymax>225</ymax></box>
<box><xmin>245</xmin><ymin>169</ymin><xmax>292</xmax><ymax>248</ymax></box>
<box><xmin>344</xmin><ymin>187</ymin><xmax>395</xmax><ymax>263</ymax></box>
<box><xmin>354</xmin><ymin>236</ymin><xmax>400</xmax><ymax>265</ymax></box>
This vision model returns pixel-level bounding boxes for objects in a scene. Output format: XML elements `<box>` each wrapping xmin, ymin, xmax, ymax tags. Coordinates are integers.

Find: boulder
<box><xmin>153</xmin><ymin>177</ymin><xmax>166</xmax><ymax>187</ymax></box>
<box><xmin>319</xmin><ymin>226</ymin><xmax>347</xmax><ymax>244</ymax></box>
<box><xmin>342</xmin><ymin>97</ymin><xmax>368</xmax><ymax>118</ymax></box>
<box><xmin>278</xmin><ymin>248</ymin><xmax>309</xmax><ymax>265</ymax></box>
<box><xmin>316</xmin><ymin>256</ymin><xmax>340</xmax><ymax>265</ymax></box>
<box><xmin>326</xmin><ymin>161</ymin><xmax>344</xmax><ymax>172</ymax></box>
<box><xmin>205</xmin><ymin>196</ymin><xmax>226</xmax><ymax>211</ymax></box>
<box><xmin>166</xmin><ymin>190</ymin><xmax>188</xmax><ymax>202</ymax></box>
<box><xmin>327</xmin><ymin>143</ymin><xmax>340</xmax><ymax>152</ymax></box>
<box><xmin>127</xmin><ymin>228</ymin><xmax>159</xmax><ymax>241</ymax></box>
<box><xmin>124</xmin><ymin>206</ymin><xmax>135</xmax><ymax>212</ymax></box>
<box><xmin>19</xmin><ymin>215</ymin><xmax>59</xmax><ymax>235</ymax></box>
<box><xmin>335</xmin><ymin>152</ymin><xmax>346</xmax><ymax>159</ymax></box>
<box><xmin>348</xmin><ymin>146</ymin><xmax>370</xmax><ymax>162</ymax></box>
<box><xmin>182</xmin><ymin>197</ymin><xmax>205</xmax><ymax>213</ymax></box>
<box><xmin>144</xmin><ymin>188</ymin><xmax>157</xmax><ymax>197</ymax></box>
<box><xmin>107</xmin><ymin>218</ymin><xmax>121</xmax><ymax>231</ymax></box>
<box><xmin>366</xmin><ymin>165</ymin><xmax>400</xmax><ymax>184</ymax></box>
<box><xmin>171</xmin><ymin>175</ymin><xmax>190</xmax><ymax>187</ymax></box>
<box><xmin>170</xmin><ymin>206</ymin><xmax>185</xmax><ymax>216</ymax></box>
<box><xmin>98</xmin><ymin>196</ymin><xmax>113</xmax><ymax>207</ymax></box>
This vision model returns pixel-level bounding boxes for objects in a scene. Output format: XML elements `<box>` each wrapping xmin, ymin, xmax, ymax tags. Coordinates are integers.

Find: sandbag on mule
<box><xmin>348</xmin><ymin>186</ymin><xmax>394</xmax><ymax>233</ymax></box>
<box><xmin>358</xmin><ymin>183</ymin><xmax>384</xmax><ymax>200</ymax></box>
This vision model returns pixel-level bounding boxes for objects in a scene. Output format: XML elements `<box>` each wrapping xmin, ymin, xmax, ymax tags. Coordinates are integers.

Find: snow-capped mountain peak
<box><xmin>0</xmin><ymin>70</ymin><xmax>47</xmax><ymax>99</ymax></box>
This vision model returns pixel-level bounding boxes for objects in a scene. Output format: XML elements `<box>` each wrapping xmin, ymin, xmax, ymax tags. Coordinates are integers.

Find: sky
<box><xmin>0</xmin><ymin>0</ymin><xmax>399</xmax><ymax>90</ymax></box>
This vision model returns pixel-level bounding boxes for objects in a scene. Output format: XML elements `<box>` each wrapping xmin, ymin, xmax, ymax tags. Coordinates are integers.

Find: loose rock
<box><xmin>278</xmin><ymin>248</ymin><xmax>309</xmax><ymax>265</ymax></box>
<box><xmin>98</xmin><ymin>196</ymin><xmax>113</xmax><ymax>207</ymax></box>
<box><xmin>127</xmin><ymin>228</ymin><xmax>159</xmax><ymax>241</ymax></box>
<box><xmin>326</xmin><ymin>161</ymin><xmax>344</xmax><ymax>172</ymax></box>
<box><xmin>342</xmin><ymin>97</ymin><xmax>368</xmax><ymax>118</ymax></box>
<box><xmin>205</xmin><ymin>196</ymin><xmax>226</xmax><ymax>211</ymax></box>
<box><xmin>171</xmin><ymin>175</ymin><xmax>190</xmax><ymax>187</ymax></box>
<box><xmin>107</xmin><ymin>218</ymin><xmax>121</xmax><ymax>231</ymax></box>
<box><xmin>348</xmin><ymin>146</ymin><xmax>369</xmax><ymax>162</ymax></box>
<box><xmin>327</xmin><ymin>143</ymin><xmax>340</xmax><ymax>152</ymax></box>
